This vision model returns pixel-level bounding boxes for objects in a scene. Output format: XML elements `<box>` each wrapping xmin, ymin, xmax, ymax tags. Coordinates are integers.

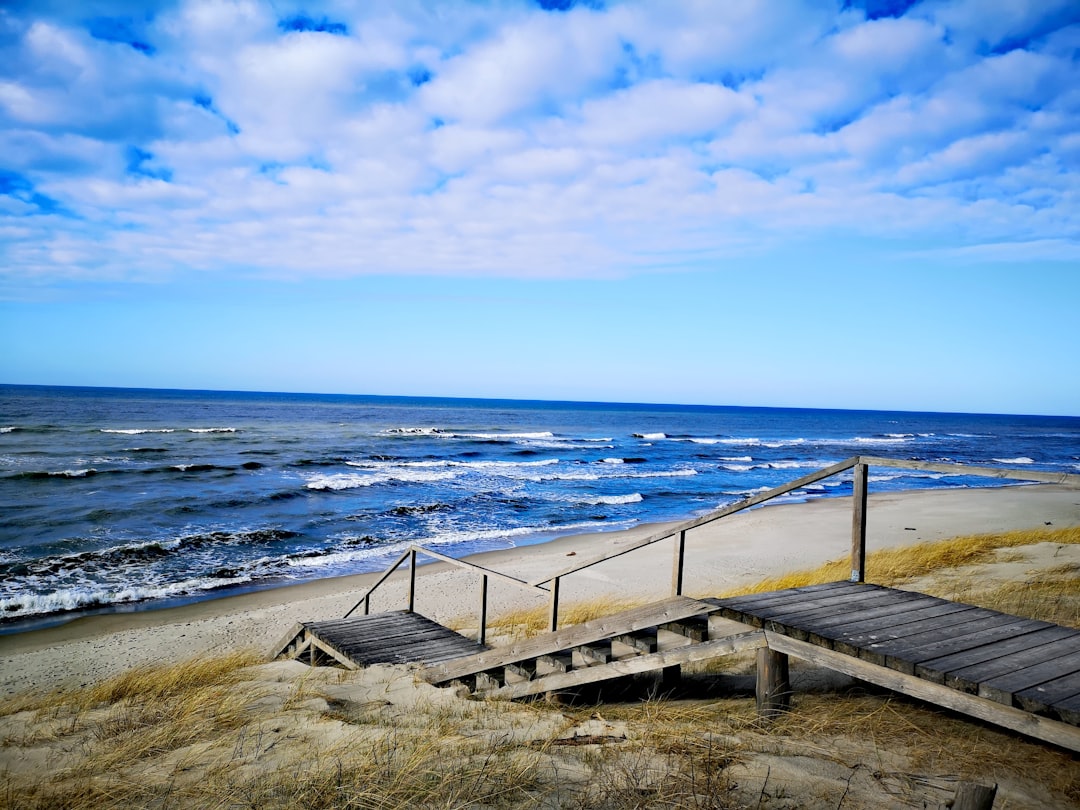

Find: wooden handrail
<box><xmin>528</xmin><ymin>457</ymin><xmax>860</xmax><ymax>587</ymax></box>
<box><xmin>858</xmin><ymin>456</ymin><xmax>1080</xmax><ymax>486</ymax></box>
<box><xmin>342</xmin><ymin>543</ymin><xmax>550</xmax><ymax>635</ymax></box>
<box><xmin>344</xmin><ymin>455</ymin><xmax>1080</xmax><ymax>640</ymax></box>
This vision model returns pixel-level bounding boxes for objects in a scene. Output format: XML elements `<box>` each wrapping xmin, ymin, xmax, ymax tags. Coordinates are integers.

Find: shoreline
<box><xmin>1</xmin><ymin>484</ymin><xmax>1078</xmax><ymax>696</ymax></box>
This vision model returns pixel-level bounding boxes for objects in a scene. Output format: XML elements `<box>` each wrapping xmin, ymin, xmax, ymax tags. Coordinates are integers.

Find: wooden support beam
<box><xmin>478</xmin><ymin>573</ymin><xmax>488</xmax><ymax>646</ymax></box>
<box><xmin>756</xmin><ymin>647</ymin><xmax>791</xmax><ymax>720</ymax></box>
<box><xmin>851</xmin><ymin>462</ymin><xmax>868</xmax><ymax>582</ymax></box>
<box><xmin>671</xmin><ymin>529</ymin><xmax>686</xmax><ymax>596</ymax></box>
<box><xmin>548</xmin><ymin>576</ymin><xmax>561</xmax><ymax>632</ymax></box>
<box><xmin>764</xmin><ymin>631</ymin><xmax>1080</xmax><ymax>753</ymax></box>
<box><xmin>407</xmin><ymin>548</ymin><xmax>417</xmax><ymax>612</ymax></box>
<box><xmin>952</xmin><ymin>782</ymin><xmax>997</xmax><ymax>810</ymax></box>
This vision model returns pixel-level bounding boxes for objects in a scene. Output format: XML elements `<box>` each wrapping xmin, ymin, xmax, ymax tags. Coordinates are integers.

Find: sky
<box><xmin>1</xmin><ymin>0</ymin><xmax>1078</xmax><ymax>416</ymax></box>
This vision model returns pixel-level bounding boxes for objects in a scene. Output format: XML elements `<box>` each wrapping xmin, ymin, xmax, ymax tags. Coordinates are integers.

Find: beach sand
<box><xmin>2</xmin><ymin>484</ymin><xmax>1078</xmax><ymax>697</ymax></box>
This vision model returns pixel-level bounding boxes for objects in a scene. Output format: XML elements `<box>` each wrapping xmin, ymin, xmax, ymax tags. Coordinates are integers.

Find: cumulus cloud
<box><xmin>0</xmin><ymin>0</ymin><xmax>1077</xmax><ymax>285</ymax></box>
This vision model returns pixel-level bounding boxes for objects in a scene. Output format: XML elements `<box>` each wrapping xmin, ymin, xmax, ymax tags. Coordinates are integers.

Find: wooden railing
<box><xmin>341</xmin><ymin>544</ymin><xmax>550</xmax><ymax>645</ymax></box>
<box><xmin>346</xmin><ymin>456</ymin><xmax>1080</xmax><ymax>641</ymax></box>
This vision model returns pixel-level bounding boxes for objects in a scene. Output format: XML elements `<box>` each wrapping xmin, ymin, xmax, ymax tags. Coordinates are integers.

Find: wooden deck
<box><xmin>421</xmin><ymin>595</ymin><xmax>766</xmax><ymax>699</ymax></box>
<box><xmin>274</xmin><ymin>610</ymin><xmax>487</xmax><ymax>669</ymax></box>
<box><xmin>272</xmin><ymin>584</ymin><xmax>1080</xmax><ymax>752</ymax></box>
<box><xmin>711</xmin><ymin>580</ymin><xmax>1080</xmax><ymax>750</ymax></box>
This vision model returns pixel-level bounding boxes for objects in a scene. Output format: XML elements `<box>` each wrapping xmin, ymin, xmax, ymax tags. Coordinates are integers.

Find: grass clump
<box><xmin>720</xmin><ymin>525</ymin><xmax>1080</xmax><ymax>596</ymax></box>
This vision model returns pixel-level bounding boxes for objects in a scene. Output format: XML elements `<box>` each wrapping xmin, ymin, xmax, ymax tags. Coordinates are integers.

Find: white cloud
<box><xmin>1</xmin><ymin>0</ymin><xmax>1078</xmax><ymax>288</ymax></box>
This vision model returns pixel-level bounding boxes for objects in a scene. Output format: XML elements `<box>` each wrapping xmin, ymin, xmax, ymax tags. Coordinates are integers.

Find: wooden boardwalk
<box><xmin>274</xmin><ymin>610</ymin><xmax>487</xmax><ymax>669</ymax></box>
<box><xmin>421</xmin><ymin>595</ymin><xmax>765</xmax><ymax>699</ymax></box>
<box><xmin>711</xmin><ymin>581</ymin><xmax>1080</xmax><ymax>750</ymax></box>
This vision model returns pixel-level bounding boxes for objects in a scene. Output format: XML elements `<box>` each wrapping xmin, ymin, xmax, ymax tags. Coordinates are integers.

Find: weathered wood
<box><xmin>671</xmin><ymin>529</ymin><xmax>686</xmax><ymax>596</ymax></box>
<box><xmin>951</xmin><ymin>781</ymin><xmax>997</xmax><ymax>810</ymax></box>
<box><xmin>920</xmin><ymin>626</ymin><xmax>1077</xmax><ymax>686</ymax></box>
<box><xmin>424</xmin><ymin>595</ymin><xmax>718</xmax><ymax>684</ymax></box>
<box><xmin>944</xmin><ymin>633</ymin><xmax>1080</xmax><ymax>693</ymax></box>
<box><xmin>857</xmin><ymin>455</ymin><xmax>1080</xmax><ymax>487</ymax></box>
<box><xmin>573</xmin><ymin>642</ymin><xmax>613</xmax><ymax>667</ymax></box>
<box><xmin>478</xmin><ymin>573</ymin><xmax>488</xmax><ymax>645</ymax></box>
<box><xmin>978</xmin><ymin>649</ymin><xmax>1080</xmax><ymax>706</ymax></box>
<box><xmin>482</xmin><ymin>629</ymin><xmax>767</xmax><ymax>700</ymax></box>
<box><xmin>407</xmin><ymin>547</ymin><xmax>417</xmax><ymax>612</ymax></box>
<box><xmin>343</xmin><ymin>547</ymin><xmax>414</xmax><ymax>618</ymax></box>
<box><xmin>528</xmin><ymin>458</ymin><xmax>859</xmax><ymax>587</ymax></box>
<box><xmin>549</xmin><ymin>575</ymin><xmax>560</xmax><ymax>632</ymax></box>
<box><xmin>289</xmin><ymin>611</ymin><xmax>485</xmax><ymax>668</ymax></box>
<box><xmin>756</xmin><ymin>647</ymin><xmax>791</xmax><ymax>720</ymax></box>
<box><xmin>764</xmin><ymin>631</ymin><xmax>1080</xmax><ymax>753</ymax></box>
<box><xmin>850</xmin><ymin>462</ymin><xmax>868</xmax><ymax>582</ymax></box>
<box><xmin>661</xmin><ymin>616</ymin><xmax>709</xmax><ymax>641</ymax></box>
<box><xmin>1013</xmin><ymin>672</ymin><xmax>1080</xmax><ymax>717</ymax></box>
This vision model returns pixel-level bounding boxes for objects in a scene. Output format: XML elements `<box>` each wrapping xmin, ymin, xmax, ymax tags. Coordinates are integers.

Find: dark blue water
<box><xmin>2</xmin><ymin>384</ymin><xmax>1077</xmax><ymax>627</ymax></box>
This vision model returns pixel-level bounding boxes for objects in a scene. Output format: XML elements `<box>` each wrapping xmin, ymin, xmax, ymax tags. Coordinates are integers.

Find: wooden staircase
<box><xmin>419</xmin><ymin>595</ymin><xmax>766</xmax><ymax>698</ymax></box>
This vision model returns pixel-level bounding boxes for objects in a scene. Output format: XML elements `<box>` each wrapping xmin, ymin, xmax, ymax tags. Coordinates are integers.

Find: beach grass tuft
<box><xmin>3</xmin><ymin>525</ymin><xmax>1080</xmax><ymax>807</ymax></box>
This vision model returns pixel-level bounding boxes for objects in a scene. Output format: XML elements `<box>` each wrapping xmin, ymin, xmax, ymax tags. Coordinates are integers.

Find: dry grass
<box><xmin>3</xmin><ymin>524</ymin><xmax>1080</xmax><ymax>808</ymax></box>
<box><xmin>718</xmin><ymin>524</ymin><xmax>1080</xmax><ymax>595</ymax></box>
<box><xmin>480</xmin><ymin>595</ymin><xmax>645</xmax><ymax>641</ymax></box>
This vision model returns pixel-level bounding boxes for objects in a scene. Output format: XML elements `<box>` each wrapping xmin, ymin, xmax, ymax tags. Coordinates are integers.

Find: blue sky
<box><xmin>1</xmin><ymin>0</ymin><xmax>1078</xmax><ymax>416</ymax></box>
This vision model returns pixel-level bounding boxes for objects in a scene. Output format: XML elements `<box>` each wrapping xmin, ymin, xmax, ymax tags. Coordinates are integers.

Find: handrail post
<box><xmin>407</xmin><ymin>548</ymin><xmax>417</xmax><ymax>612</ymax></box>
<box><xmin>363</xmin><ymin>593</ymin><xmax>370</xmax><ymax>616</ymax></box>
<box><xmin>671</xmin><ymin>530</ymin><xmax>686</xmax><ymax>596</ymax></box>
<box><xmin>851</xmin><ymin>462</ymin><xmax>868</xmax><ymax>582</ymax></box>
<box><xmin>548</xmin><ymin>576</ymin><xmax>560</xmax><ymax>632</ymax></box>
<box><xmin>478</xmin><ymin>574</ymin><xmax>488</xmax><ymax>645</ymax></box>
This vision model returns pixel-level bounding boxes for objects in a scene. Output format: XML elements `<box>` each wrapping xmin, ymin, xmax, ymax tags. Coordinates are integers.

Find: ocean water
<box><xmin>2</xmin><ymin>384</ymin><xmax>1078</xmax><ymax>630</ymax></box>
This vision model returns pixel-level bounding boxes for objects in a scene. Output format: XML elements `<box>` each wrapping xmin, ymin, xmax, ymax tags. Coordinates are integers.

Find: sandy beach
<box><xmin>2</xmin><ymin>484</ymin><xmax>1078</xmax><ymax>697</ymax></box>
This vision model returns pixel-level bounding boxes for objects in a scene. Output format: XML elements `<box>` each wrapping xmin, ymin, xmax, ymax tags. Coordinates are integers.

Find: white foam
<box><xmin>721</xmin><ymin>464</ymin><xmax>754</xmax><ymax>472</ymax></box>
<box><xmin>992</xmin><ymin>457</ymin><xmax>1034</xmax><ymax>464</ymax></box>
<box><xmin>579</xmin><ymin>493</ymin><xmax>644</xmax><ymax>505</ymax></box>
<box><xmin>306</xmin><ymin>469</ymin><xmax>460</xmax><ymax>490</ymax></box>
<box><xmin>1</xmin><ymin>427</ymin><xmax>15</xmax><ymax>434</ymax></box>
<box><xmin>634</xmin><ymin>433</ymin><xmax>667</xmax><ymax>440</ymax></box>
<box><xmin>346</xmin><ymin>458</ymin><xmax>560</xmax><ymax>470</ymax></box>
<box><xmin>719</xmin><ymin>456</ymin><xmax>753</xmax><ymax>462</ymax></box>
<box><xmin>101</xmin><ymin>428</ymin><xmax>175</xmax><ymax>434</ymax></box>
<box><xmin>854</xmin><ymin>436</ymin><xmax>912</xmax><ymax>444</ymax></box>
<box><xmin>601</xmin><ymin>458</ymin><xmax>625</xmax><ymax>464</ymax></box>
<box><xmin>188</xmin><ymin>427</ymin><xmax>237</xmax><ymax>433</ymax></box>
<box><xmin>459</xmin><ymin>431</ymin><xmax>555</xmax><ymax>440</ymax></box>
<box><xmin>688</xmin><ymin>438</ymin><xmax>722</xmax><ymax>444</ymax></box>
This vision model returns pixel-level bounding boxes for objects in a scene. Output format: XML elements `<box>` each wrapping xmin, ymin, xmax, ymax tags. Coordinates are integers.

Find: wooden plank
<box><xmin>978</xmin><ymin>649</ymin><xmax>1080</xmax><ymax>706</ymax></box>
<box><xmin>844</xmin><ymin>612</ymin><xmax>1039</xmax><ymax>658</ymax></box>
<box><xmin>1051</xmin><ymin>693</ymin><xmax>1080</xmax><ymax>726</ymax></box>
<box><xmin>269</xmin><ymin>622</ymin><xmax>308</xmax><ymax>660</ymax></box>
<box><xmin>918</xmin><ymin>626</ymin><xmax>1078</xmax><ymax>684</ymax></box>
<box><xmin>912</xmin><ymin>622</ymin><xmax>1056</xmax><ymax>681</ymax></box>
<box><xmin>1013</xmin><ymin>674</ymin><xmax>1080</xmax><ymax>717</ymax></box>
<box><xmin>755</xmin><ymin>589</ymin><xmax>930</xmax><ymax>624</ymax></box>
<box><xmin>944</xmin><ymin>633</ymin><xmax>1080</xmax><ymax>693</ymax></box>
<box><xmin>483</xmin><ymin>629</ymin><xmax>767</xmax><ymax>700</ymax></box>
<box><xmin>797</xmin><ymin>602</ymin><xmax>972</xmax><ymax>649</ymax></box>
<box><xmin>329</xmin><ymin>627</ymin><xmax>470</xmax><ymax>652</ymax></box>
<box><xmin>423</xmin><ymin>596</ymin><xmax>717</xmax><ymax>683</ymax></box>
<box><xmin>715</xmin><ymin>581</ymin><xmax>868</xmax><ymax>612</ymax></box>
<box><xmin>865</xmin><ymin>616</ymin><xmax>1051</xmax><ymax>675</ymax></box>
<box><xmin>856</xmin><ymin>456</ymin><xmax>1080</xmax><ymax>486</ymax></box>
<box><xmin>764</xmin><ymin>631</ymin><xmax>1080</xmax><ymax>753</ymax></box>
<box><xmin>820</xmin><ymin>607</ymin><xmax>993</xmax><ymax>655</ymax></box>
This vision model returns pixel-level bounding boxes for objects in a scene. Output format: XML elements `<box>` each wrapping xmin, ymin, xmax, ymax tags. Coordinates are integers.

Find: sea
<box><xmin>2</xmin><ymin>384</ymin><xmax>1078</xmax><ymax>632</ymax></box>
